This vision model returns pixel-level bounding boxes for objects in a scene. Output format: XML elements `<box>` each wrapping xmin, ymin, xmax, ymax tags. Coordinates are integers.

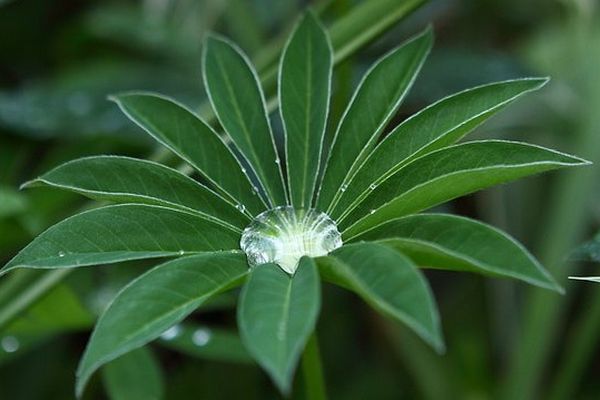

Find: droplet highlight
<box><xmin>160</xmin><ymin>325</ymin><xmax>181</xmax><ymax>341</ymax></box>
<box><xmin>1</xmin><ymin>336</ymin><xmax>19</xmax><ymax>353</ymax></box>
<box><xmin>192</xmin><ymin>328</ymin><xmax>212</xmax><ymax>346</ymax></box>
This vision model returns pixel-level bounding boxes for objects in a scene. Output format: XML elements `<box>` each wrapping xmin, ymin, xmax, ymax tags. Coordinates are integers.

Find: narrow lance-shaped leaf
<box><xmin>317</xmin><ymin>242</ymin><xmax>443</xmax><ymax>352</ymax></box>
<box><xmin>317</xmin><ymin>27</ymin><xmax>433</xmax><ymax>212</ymax></box>
<box><xmin>331</xmin><ymin>78</ymin><xmax>549</xmax><ymax>219</ymax></box>
<box><xmin>238</xmin><ymin>258</ymin><xmax>320</xmax><ymax>394</ymax></box>
<box><xmin>203</xmin><ymin>35</ymin><xmax>287</xmax><ymax>207</ymax></box>
<box><xmin>342</xmin><ymin>140</ymin><xmax>589</xmax><ymax>238</ymax></box>
<box><xmin>352</xmin><ymin>213</ymin><xmax>561</xmax><ymax>291</ymax></box>
<box><xmin>0</xmin><ymin>204</ymin><xmax>240</xmax><ymax>275</ymax></box>
<box><xmin>111</xmin><ymin>93</ymin><xmax>266</xmax><ymax>215</ymax></box>
<box><xmin>77</xmin><ymin>252</ymin><xmax>249</xmax><ymax>397</ymax></box>
<box><xmin>280</xmin><ymin>12</ymin><xmax>332</xmax><ymax>208</ymax></box>
<box><xmin>23</xmin><ymin>156</ymin><xmax>249</xmax><ymax>231</ymax></box>
<box><xmin>101</xmin><ymin>347</ymin><xmax>165</xmax><ymax>400</ymax></box>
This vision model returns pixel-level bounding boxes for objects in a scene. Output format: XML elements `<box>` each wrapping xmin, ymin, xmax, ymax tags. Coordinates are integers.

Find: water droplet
<box><xmin>275</xmin><ymin>158</ymin><xmax>281</xmax><ymax>165</ymax></box>
<box><xmin>252</xmin><ymin>186</ymin><xmax>259</xmax><ymax>195</ymax></box>
<box><xmin>160</xmin><ymin>325</ymin><xmax>181</xmax><ymax>341</ymax></box>
<box><xmin>236</xmin><ymin>204</ymin><xmax>246</xmax><ymax>213</ymax></box>
<box><xmin>241</xmin><ymin>206</ymin><xmax>343</xmax><ymax>274</ymax></box>
<box><xmin>340</xmin><ymin>184</ymin><xmax>348</xmax><ymax>193</ymax></box>
<box><xmin>241</xmin><ymin>168</ymin><xmax>247</xmax><ymax>174</ymax></box>
<box><xmin>178</xmin><ymin>250</ymin><xmax>185</xmax><ymax>256</ymax></box>
<box><xmin>1</xmin><ymin>336</ymin><xmax>19</xmax><ymax>353</ymax></box>
<box><xmin>192</xmin><ymin>328</ymin><xmax>212</xmax><ymax>346</ymax></box>
<box><xmin>369</xmin><ymin>183</ymin><xmax>377</xmax><ymax>190</ymax></box>
<box><xmin>58</xmin><ymin>251</ymin><xmax>65</xmax><ymax>258</ymax></box>
<box><xmin>369</xmin><ymin>209</ymin><xmax>376</xmax><ymax>215</ymax></box>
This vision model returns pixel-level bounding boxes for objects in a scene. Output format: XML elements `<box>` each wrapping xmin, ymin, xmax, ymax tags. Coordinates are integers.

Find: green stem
<box><xmin>302</xmin><ymin>332</ymin><xmax>328</xmax><ymax>400</ymax></box>
<box><xmin>547</xmin><ymin>286</ymin><xmax>600</xmax><ymax>400</ymax></box>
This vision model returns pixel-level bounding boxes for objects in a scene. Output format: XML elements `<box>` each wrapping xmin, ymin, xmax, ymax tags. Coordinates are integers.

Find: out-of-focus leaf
<box><xmin>25</xmin><ymin>156</ymin><xmax>249</xmax><ymax>231</ymax></box>
<box><xmin>341</xmin><ymin>141</ymin><xmax>589</xmax><ymax>238</ymax></box>
<box><xmin>318</xmin><ymin>243</ymin><xmax>443</xmax><ymax>353</ymax></box>
<box><xmin>238</xmin><ymin>259</ymin><xmax>320</xmax><ymax>394</ymax></box>
<box><xmin>570</xmin><ymin>231</ymin><xmax>600</xmax><ymax>263</ymax></box>
<box><xmin>77</xmin><ymin>252</ymin><xmax>248</xmax><ymax>397</ymax></box>
<box><xmin>102</xmin><ymin>347</ymin><xmax>164</xmax><ymax>400</ymax></box>
<box><xmin>203</xmin><ymin>35</ymin><xmax>287</xmax><ymax>206</ymax></box>
<box><xmin>158</xmin><ymin>323</ymin><xmax>251</xmax><ymax>364</ymax></box>
<box><xmin>1</xmin><ymin>204</ymin><xmax>240</xmax><ymax>275</ymax></box>
<box><xmin>353</xmin><ymin>213</ymin><xmax>561</xmax><ymax>291</ymax></box>
<box><xmin>0</xmin><ymin>186</ymin><xmax>27</xmax><ymax>218</ymax></box>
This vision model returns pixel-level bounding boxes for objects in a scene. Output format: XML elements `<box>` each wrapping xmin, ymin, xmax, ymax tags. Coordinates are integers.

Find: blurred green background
<box><xmin>1</xmin><ymin>0</ymin><xmax>599</xmax><ymax>399</ymax></box>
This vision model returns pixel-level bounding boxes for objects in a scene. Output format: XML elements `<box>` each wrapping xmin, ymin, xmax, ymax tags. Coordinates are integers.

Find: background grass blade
<box><xmin>1</xmin><ymin>204</ymin><xmax>240</xmax><ymax>275</ymax></box>
<box><xmin>318</xmin><ymin>242</ymin><xmax>443</xmax><ymax>352</ymax></box>
<box><xmin>238</xmin><ymin>258</ymin><xmax>320</xmax><ymax>395</ymax></box>
<box><xmin>76</xmin><ymin>252</ymin><xmax>248</xmax><ymax>397</ymax></box>
<box><xmin>352</xmin><ymin>213</ymin><xmax>561</xmax><ymax>291</ymax></box>
<box><xmin>112</xmin><ymin>93</ymin><xmax>266</xmax><ymax>215</ymax></box>
<box><xmin>203</xmin><ymin>36</ymin><xmax>287</xmax><ymax>207</ymax></box>
<box><xmin>317</xmin><ymin>27</ymin><xmax>432</xmax><ymax>212</ymax></box>
<box><xmin>279</xmin><ymin>12</ymin><xmax>332</xmax><ymax>209</ymax></box>
<box><xmin>342</xmin><ymin>140</ymin><xmax>589</xmax><ymax>238</ymax></box>
<box><xmin>24</xmin><ymin>156</ymin><xmax>249</xmax><ymax>231</ymax></box>
<box><xmin>331</xmin><ymin>78</ymin><xmax>549</xmax><ymax>219</ymax></box>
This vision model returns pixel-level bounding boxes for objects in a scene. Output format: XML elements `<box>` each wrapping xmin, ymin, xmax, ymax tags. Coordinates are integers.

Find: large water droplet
<box><xmin>1</xmin><ymin>336</ymin><xmax>19</xmax><ymax>353</ymax></box>
<box><xmin>240</xmin><ymin>206</ymin><xmax>343</xmax><ymax>274</ymax></box>
<box><xmin>160</xmin><ymin>325</ymin><xmax>181</xmax><ymax>341</ymax></box>
<box><xmin>192</xmin><ymin>328</ymin><xmax>211</xmax><ymax>346</ymax></box>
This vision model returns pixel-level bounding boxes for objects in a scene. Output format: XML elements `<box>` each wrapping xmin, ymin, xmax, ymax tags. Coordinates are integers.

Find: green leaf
<box><xmin>203</xmin><ymin>35</ymin><xmax>287</xmax><ymax>207</ymax></box>
<box><xmin>279</xmin><ymin>12</ymin><xmax>332</xmax><ymax>209</ymax></box>
<box><xmin>101</xmin><ymin>347</ymin><xmax>164</xmax><ymax>400</ymax></box>
<box><xmin>331</xmin><ymin>78</ymin><xmax>549</xmax><ymax>219</ymax></box>
<box><xmin>317</xmin><ymin>27</ymin><xmax>433</xmax><ymax>212</ymax></box>
<box><xmin>111</xmin><ymin>93</ymin><xmax>265</xmax><ymax>215</ymax></box>
<box><xmin>341</xmin><ymin>140</ymin><xmax>589</xmax><ymax>238</ymax></box>
<box><xmin>352</xmin><ymin>213</ymin><xmax>561</xmax><ymax>291</ymax></box>
<box><xmin>317</xmin><ymin>242</ymin><xmax>443</xmax><ymax>352</ymax></box>
<box><xmin>238</xmin><ymin>258</ymin><xmax>320</xmax><ymax>394</ymax></box>
<box><xmin>1</xmin><ymin>204</ymin><xmax>240</xmax><ymax>275</ymax></box>
<box><xmin>24</xmin><ymin>156</ymin><xmax>249</xmax><ymax>231</ymax></box>
<box><xmin>158</xmin><ymin>323</ymin><xmax>252</xmax><ymax>364</ymax></box>
<box><xmin>76</xmin><ymin>252</ymin><xmax>248</xmax><ymax>397</ymax></box>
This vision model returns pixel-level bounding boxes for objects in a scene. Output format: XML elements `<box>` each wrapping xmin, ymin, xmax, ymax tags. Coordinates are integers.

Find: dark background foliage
<box><xmin>1</xmin><ymin>0</ymin><xmax>599</xmax><ymax>399</ymax></box>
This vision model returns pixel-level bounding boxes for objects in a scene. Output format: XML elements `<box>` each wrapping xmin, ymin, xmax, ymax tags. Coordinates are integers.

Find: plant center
<box><xmin>240</xmin><ymin>206</ymin><xmax>343</xmax><ymax>274</ymax></box>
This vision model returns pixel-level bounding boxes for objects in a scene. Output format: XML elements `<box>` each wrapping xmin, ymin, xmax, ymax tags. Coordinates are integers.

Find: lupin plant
<box><xmin>0</xmin><ymin>11</ymin><xmax>590</xmax><ymax>397</ymax></box>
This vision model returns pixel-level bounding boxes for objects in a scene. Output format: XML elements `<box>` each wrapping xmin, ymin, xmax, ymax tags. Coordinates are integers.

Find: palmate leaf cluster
<box><xmin>0</xmin><ymin>12</ymin><xmax>589</xmax><ymax>396</ymax></box>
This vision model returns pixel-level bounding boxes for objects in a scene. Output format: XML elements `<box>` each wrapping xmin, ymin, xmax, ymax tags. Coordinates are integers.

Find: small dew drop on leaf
<box><xmin>178</xmin><ymin>250</ymin><xmax>185</xmax><ymax>256</ymax></box>
<box><xmin>369</xmin><ymin>183</ymin><xmax>377</xmax><ymax>190</ymax></box>
<box><xmin>236</xmin><ymin>204</ymin><xmax>247</xmax><ymax>213</ymax></box>
<box><xmin>340</xmin><ymin>184</ymin><xmax>348</xmax><ymax>193</ymax></box>
<box><xmin>58</xmin><ymin>251</ymin><xmax>65</xmax><ymax>258</ymax></box>
<box><xmin>275</xmin><ymin>158</ymin><xmax>281</xmax><ymax>165</ymax></box>
<box><xmin>192</xmin><ymin>328</ymin><xmax>212</xmax><ymax>347</ymax></box>
<box><xmin>369</xmin><ymin>209</ymin><xmax>376</xmax><ymax>215</ymax></box>
<box><xmin>1</xmin><ymin>336</ymin><xmax>19</xmax><ymax>353</ymax></box>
